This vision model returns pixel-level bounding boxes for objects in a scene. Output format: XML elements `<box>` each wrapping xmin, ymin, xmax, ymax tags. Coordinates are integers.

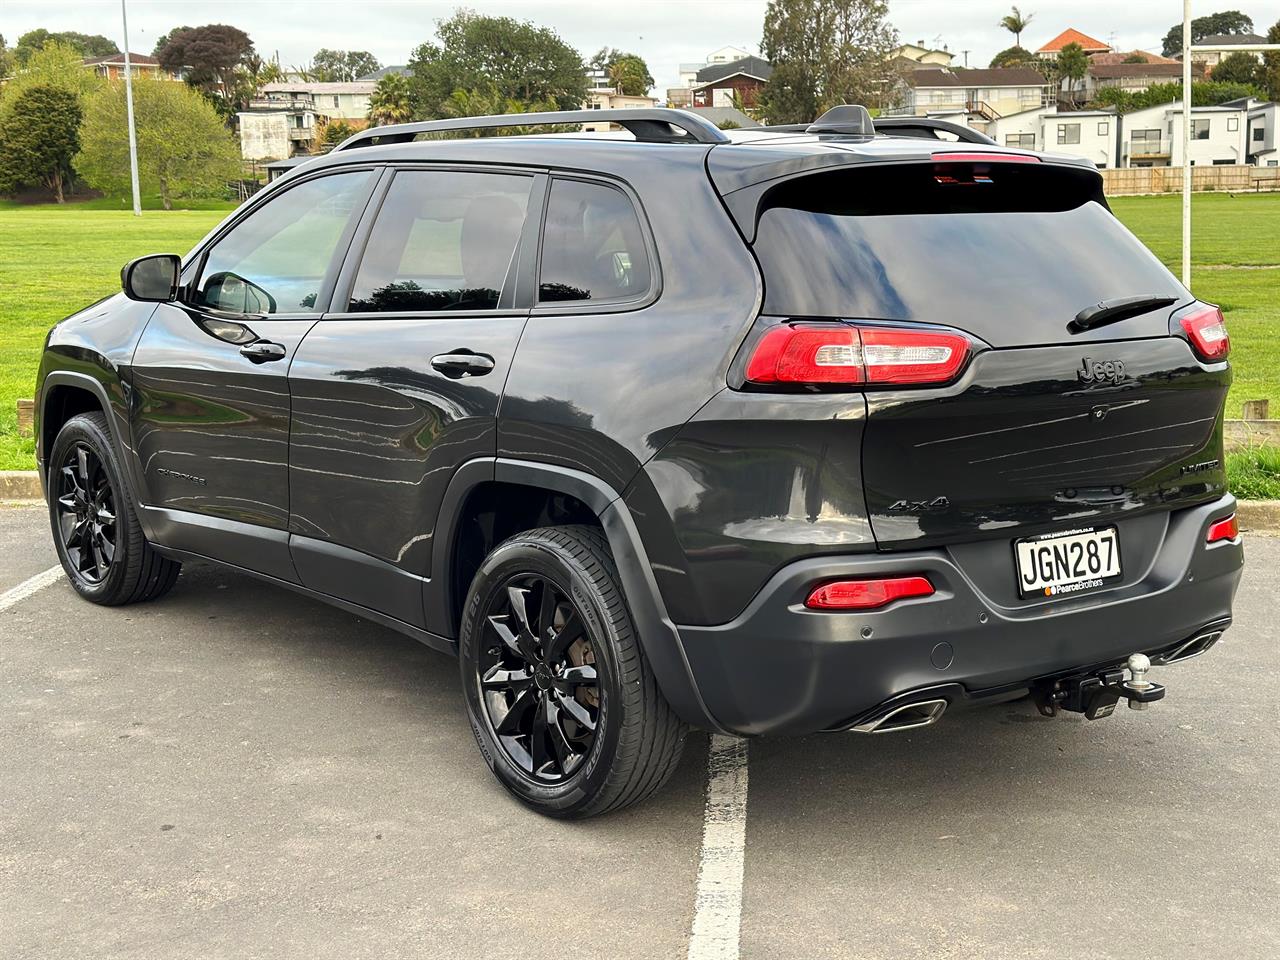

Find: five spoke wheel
<box><xmin>479</xmin><ymin>574</ymin><xmax>600</xmax><ymax>783</ymax></box>
<box><xmin>56</xmin><ymin>442</ymin><xmax>117</xmax><ymax>584</ymax></box>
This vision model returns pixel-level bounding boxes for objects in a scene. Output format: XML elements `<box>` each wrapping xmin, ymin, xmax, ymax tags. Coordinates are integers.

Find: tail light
<box><xmin>805</xmin><ymin>576</ymin><xmax>934</xmax><ymax>611</ymax></box>
<box><xmin>1206</xmin><ymin>514</ymin><xmax>1239</xmax><ymax>544</ymax></box>
<box><xmin>745</xmin><ymin>324</ymin><xmax>970</xmax><ymax>387</ymax></box>
<box><xmin>1180</xmin><ymin>304</ymin><xmax>1229</xmax><ymax>362</ymax></box>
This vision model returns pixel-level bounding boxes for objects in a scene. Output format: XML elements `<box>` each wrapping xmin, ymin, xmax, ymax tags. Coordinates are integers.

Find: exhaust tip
<box><xmin>853</xmin><ymin>698</ymin><xmax>948</xmax><ymax>734</ymax></box>
<box><xmin>1153</xmin><ymin>630</ymin><xmax>1224</xmax><ymax>666</ymax></box>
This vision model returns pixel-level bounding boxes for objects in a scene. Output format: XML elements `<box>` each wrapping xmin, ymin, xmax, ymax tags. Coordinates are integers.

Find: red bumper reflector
<box><xmin>805</xmin><ymin>576</ymin><xmax>935</xmax><ymax>611</ymax></box>
<box><xmin>1206</xmin><ymin>514</ymin><xmax>1239</xmax><ymax>543</ymax></box>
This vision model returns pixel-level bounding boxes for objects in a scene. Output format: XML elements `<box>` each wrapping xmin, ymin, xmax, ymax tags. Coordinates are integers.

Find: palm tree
<box><xmin>368</xmin><ymin>73</ymin><xmax>413</xmax><ymax>126</ymax></box>
<box><xmin>1000</xmin><ymin>6</ymin><xmax>1035</xmax><ymax>48</ymax></box>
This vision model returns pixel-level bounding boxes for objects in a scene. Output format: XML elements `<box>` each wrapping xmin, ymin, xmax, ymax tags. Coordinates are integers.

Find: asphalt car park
<box><xmin>2</xmin><ymin>501</ymin><xmax>1276</xmax><ymax>959</ymax></box>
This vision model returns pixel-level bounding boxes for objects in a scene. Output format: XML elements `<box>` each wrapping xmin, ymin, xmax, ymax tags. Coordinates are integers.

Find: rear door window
<box><xmin>752</xmin><ymin>163</ymin><xmax>1186</xmax><ymax>347</ymax></box>
<box><xmin>538</xmin><ymin>179</ymin><xmax>652</xmax><ymax>304</ymax></box>
<box><xmin>348</xmin><ymin>169</ymin><xmax>533</xmax><ymax>312</ymax></box>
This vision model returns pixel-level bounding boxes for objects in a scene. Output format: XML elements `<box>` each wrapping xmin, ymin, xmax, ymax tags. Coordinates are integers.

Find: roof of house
<box><xmin>1089</xmin><ymin>62</ymin><xmax>1186</xmax><ymax>80</ymax></box>
<box><xmin>1196</xmin><ymin>33</ymin><xmax>1267</xmax><ymax>47</ymax></box>
<box><xmin>1037</xmin><ymin>29</ymin><xmax>1111</xmax><ymax>53</ymax></box>
<box><xmin>82</xmin><ymin>52</ymin><xmax>160</xmax><ymax>66</ymax></box>
<box><xmin>688</xmin><ymin>106</ymin><xmax>761</xmax><ymax>128</ymax></box>
<box><xmin>1089</xmin><ymin>50</ymin><xmax>1179</xmax><ymax>65</ymax></box>
<box><xmin>909</xmin><ymin>67</ymin><xmax>1047</xmax><ymax>88</ymax></box>
<box><xmin>357</xmin><ymin>65</ymin><xmax>410</xmax><ymax>81</ymax></box>
<box><xmin>695</xmin><ymin>56</ymin><xmax>773</xmax><ymax>85</ymax></box>
<box><xmin>261</xmin><ymin>81</ymin><xmax>376</xmax><ymax>95</ymax></box>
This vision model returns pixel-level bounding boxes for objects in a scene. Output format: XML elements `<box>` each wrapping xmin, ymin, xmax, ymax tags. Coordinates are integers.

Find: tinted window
<box><xmin>194</xmin><ymin>171</ymin><xmax>372</xmax><ymax>314</ymax></box>
<box><xmin>539</xmin><ymin>179</ymin><xmax>651</xmax><ymax>303</ymax></box>
<box><xmin>753</xmin><ymin>165</ymin><xmax>1184</xmax><ymax>334</ymax></box>
<box><xmin>349</xmin><ymin>170</ymin><xmax>532</xmax><ymax>313</ymax></box>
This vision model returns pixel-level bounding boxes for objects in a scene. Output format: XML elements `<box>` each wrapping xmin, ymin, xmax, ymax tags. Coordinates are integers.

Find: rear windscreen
<box><xmin>753</xmin><ymin>164</ymin><xmax>1185</xmax><ymax>332</ymax></box>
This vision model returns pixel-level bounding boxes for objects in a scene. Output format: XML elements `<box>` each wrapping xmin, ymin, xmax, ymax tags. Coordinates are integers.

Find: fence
<box><xmin>1102</xmin><ymin>165</ymin><xmax>1280</xmax><ymax>196</ymax></box>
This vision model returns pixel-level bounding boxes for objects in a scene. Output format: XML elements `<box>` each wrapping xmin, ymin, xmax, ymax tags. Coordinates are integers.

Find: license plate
<box><xmin>1014</xmin><ymin>526</ymin><xmax>1121</xmax><ymax>598</ymax></box>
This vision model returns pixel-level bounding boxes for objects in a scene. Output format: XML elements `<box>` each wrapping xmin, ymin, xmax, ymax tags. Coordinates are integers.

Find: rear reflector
<box><xmin>746</xmin><ymin>324</ymin><xmax>970</xmax><ymax>387</ymax></box>
<box><xmin>805</xmin><ymin>576</ymin><xmax>934</xmax><ymax>611</ymax></box>
<box><xmin>1206</xmin><ymin>514</ymin><xmax>1239</xmax><ymax>544</ymax></box>
<box><xmin>1180</xmin><ymin>304</ymin><xmax>1229</xmax><ymax>362</ymax></box>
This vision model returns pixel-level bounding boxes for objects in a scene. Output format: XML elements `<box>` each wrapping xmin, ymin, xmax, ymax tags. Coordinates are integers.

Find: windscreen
<box><xmin>753</xmin><ymin>163</ymin><xmax>1186</xmax><ymax>346</ymax></box>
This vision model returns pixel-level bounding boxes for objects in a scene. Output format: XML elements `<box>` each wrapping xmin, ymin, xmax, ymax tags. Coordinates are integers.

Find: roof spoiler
<box><xmin>333</xmin><ymin>107</ymin><xmax>731</xmax><ymax>150</ymax></box>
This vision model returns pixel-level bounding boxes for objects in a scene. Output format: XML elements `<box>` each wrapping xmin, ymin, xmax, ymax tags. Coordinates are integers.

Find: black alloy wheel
<box><xmin>478</xmin><ymin>574</ymin><xmax>600</xmax><ymax>783</ymax></box>
<box><xmin>55</xmin><ymin>442</ymin><xmax>117</xmax><ymax>584</ymax></box>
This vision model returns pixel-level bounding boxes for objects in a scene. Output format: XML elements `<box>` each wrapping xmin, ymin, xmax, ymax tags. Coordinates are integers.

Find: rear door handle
<box><xmin>430</xmin><ymin>352</ymin><xmax>496</xmax><ymax>378</ymax></box>
<box><xmin>240</xmin><ymin>340</ymin><xmax>287</xmax><ymax>364</ymax></box>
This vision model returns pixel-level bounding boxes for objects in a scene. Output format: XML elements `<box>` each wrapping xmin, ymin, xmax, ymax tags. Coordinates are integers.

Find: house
<box><xmin>1245</xmin><ymin>100</ymin><xmax>1279</xmax><ymax>166</ymax></box>
<box><xmin>82</xmin><ymin>52</ymin><xmax>182</xmax><ymax>81</ymax></box>
<box><xmin>988</xmin><ymin>105</ymin><xmax>1119</xmax><ymax>167</ymax></box>
<box><xmin>891</xmin><ymin>41</ymin><xmax>954</xmax><ymax>67</ymax></box>
<box><xmin>1036</xmin><ymin>28</ymin><xmax>1111</xmax><ymax>59</ymax></box>
<box><xmin>691</xmin><ymin>56</ymin><xmax>773</xmax><ymax>109</ymax></box>
<box><xmin>670</xmin><ymin>45</ymin><xmax>752</xmax><ymax>106</ymax></box>
<box><xmin>1084</xmin><ymin>61</ymin><xmax>1190</xmax><ymax>99</ymax></box>
<box><xmin>688</xmin><ymin>106</ymin><xmax>760</xmax><ymax>129</ymax></box>
<box><xmin>582</xmin><ymin>89</ymin><xmax>661</xmax><ymax>131</ymax></box>
<box><xmin>1180</xmin><ymin>33</ymin><xmax>1269</xmax><ymax>70</ymax></box>
<box><xmin>255</xmin><ymin>81</ymin><xmax>375</xmax><ymax>120</ymax></box>
<box><xmin>894</xmin><ymin>67</ymin><xmax>1051</xmax><ymax>120</ymax></box>
<box><xmin>1118</xmin><ymin>102</ymin><xmax>1249</xmax><ymax>167</ymax></box>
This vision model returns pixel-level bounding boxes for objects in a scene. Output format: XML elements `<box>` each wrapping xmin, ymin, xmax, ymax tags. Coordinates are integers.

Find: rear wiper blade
<box><xmin>1069</xmin><ymin>295</ymin><xmax>1178</xmax><ymax>333</ymax></box>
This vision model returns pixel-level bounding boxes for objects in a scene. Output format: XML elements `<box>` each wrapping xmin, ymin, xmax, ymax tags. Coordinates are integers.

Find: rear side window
<box><xmin>194</xmin><ymin>170</ymin><xmax>372</xmax><ymax>315</ymax></box>
<box><xmin>539</xmin><ymin>179</ymin><xmax>652</xmax><ymax>304</ymax></box>
<box><xmin>349</xmin><ymin>170</ymin><xmax>532</xmax><ymax>312</ymax></box>
<box><xmin>753</xmin><ymin>164</ymin><xmax>1184</xmax><ymax>332</ymax></box>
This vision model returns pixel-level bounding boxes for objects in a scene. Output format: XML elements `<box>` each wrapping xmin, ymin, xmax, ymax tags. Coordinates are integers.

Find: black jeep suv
<box><xmin>35</xmin><ymin>107</ymin><xmax>1243</xmax><ymax>817</ymax></box>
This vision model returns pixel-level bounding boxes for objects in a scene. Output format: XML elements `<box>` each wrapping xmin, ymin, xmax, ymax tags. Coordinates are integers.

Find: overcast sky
<box><xmin>6</xmin><ymin>1</ymin><xmax>1280</xmax><ymax>90</ymax></box>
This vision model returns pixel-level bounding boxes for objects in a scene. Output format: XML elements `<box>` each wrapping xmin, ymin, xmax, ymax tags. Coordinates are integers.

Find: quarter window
<box><xmin>539</xmin><ymin>179</ymin><xmax>652</xmax><ymax>303</ymax></box>
<box><xmin>193</xmin><ymin>170</ymin><xmax>373</xmax><ymax>315</ymax></box>
<box><xmin>348</xmin><ymin>170</ymin><xmax>532</xmax><ymax>313</ymax></box>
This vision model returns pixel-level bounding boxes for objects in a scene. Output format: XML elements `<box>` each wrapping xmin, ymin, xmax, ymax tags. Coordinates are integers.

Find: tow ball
<box><xmin>1035</xmin><ymin>654</ymin><xmax>1166</xmax><ymax>721</ymax></box>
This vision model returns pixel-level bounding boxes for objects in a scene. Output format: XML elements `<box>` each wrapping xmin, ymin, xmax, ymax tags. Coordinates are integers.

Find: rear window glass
<box><xmin>753</xmin><ymin>165</ymin><xmax>1184</xmax><ymax>324</ymax></box>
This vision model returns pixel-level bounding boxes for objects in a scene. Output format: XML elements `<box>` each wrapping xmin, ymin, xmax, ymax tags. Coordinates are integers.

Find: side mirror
<box><xmin>121</xmin><ymin>254</ymin><xmax>181</xmax><ymax>302</ymax></box>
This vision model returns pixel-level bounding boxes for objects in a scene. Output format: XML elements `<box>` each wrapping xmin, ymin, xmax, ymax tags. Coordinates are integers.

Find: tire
<box><xmin>47</xmin><ymin>411</ymin><xmax>181</xmax><ymax>605</ymax></box>
<box><xmin>459</xmin><ymin>525</ymin><xmax>688</xmax><ymax>818</ymax></box>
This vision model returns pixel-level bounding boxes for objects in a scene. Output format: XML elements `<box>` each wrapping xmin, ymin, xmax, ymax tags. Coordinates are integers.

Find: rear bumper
<box><xmin>675</xmin><ymin>495</ymin><xmax>1244</xmax><ymax>736</ymax></box>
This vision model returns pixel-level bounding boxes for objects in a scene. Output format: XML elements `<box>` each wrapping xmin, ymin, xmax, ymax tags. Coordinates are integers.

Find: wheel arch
<box><xmin>428</xmin><ymin>457</ymin><xmax>724</xmax><ymax>732</ymax></box>
<box><xmin>38</xmin><ymin>372</ymin><xmax>130</xmax><ymax>498</ymax></box>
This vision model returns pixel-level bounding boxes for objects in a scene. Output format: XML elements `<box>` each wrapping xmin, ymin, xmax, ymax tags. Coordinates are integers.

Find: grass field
<box><xmin>0</xmin><ymin>193</ymin><xmax>1277</xmax><ymax>475</ymax></box>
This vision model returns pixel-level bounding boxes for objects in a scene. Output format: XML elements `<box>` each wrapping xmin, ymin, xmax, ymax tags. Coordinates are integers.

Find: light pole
<box><xmin>120</xmin><ymin>0</ymin><xmax>142</xmax><ymax>216</ymax></box>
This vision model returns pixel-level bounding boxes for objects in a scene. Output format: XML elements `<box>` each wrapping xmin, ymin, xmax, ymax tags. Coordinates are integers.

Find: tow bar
<box><xmin>1035</xmin><ymin>654</ymin><xmax>1166</xmax><ymax>721</ymax></box>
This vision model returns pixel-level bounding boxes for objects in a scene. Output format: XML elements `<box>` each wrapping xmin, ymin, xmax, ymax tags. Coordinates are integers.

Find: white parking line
<box><xmin>0</xmin><ymin>566</ymin><xmax>65</xmax><ymax>613</ymax></box>
<box><xmin>687</xmin><ymin>734</ymin><xmax>750</xmax><ymax>960</ymax></box>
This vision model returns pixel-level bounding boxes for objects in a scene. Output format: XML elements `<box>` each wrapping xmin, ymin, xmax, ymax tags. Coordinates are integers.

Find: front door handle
<box><xmin>240</xmin><ymin>340</ymin><xmax>287</xmax><ymax>364</ymax></box>
<box><xmin>431</xmin><ymin>352</ymin><xmax>495</xmax><ymax>378</ymax></box>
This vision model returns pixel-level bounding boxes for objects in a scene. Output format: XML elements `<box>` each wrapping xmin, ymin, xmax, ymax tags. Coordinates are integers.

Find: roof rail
<box><xmin>334</xmin><ymin>107</ymin><xmax>731</xmax><ymax>150</ymax></box>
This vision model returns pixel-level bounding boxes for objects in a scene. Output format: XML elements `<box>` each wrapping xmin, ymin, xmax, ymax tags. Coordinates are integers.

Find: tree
<box><xmin>152</xmin><ymin>27</ymin><xmax>190</xmax><ymax>58</ymax></box>
<box><xmin>156</xmin><ymin>24</ymin><xmax>256</xmax><ymax>111</ymax></box>
<box><xmin>989</xmin><ymin>45</ymin><xmax>1038</xmax><ymax>69</ymax></box>
<box><xmin>1161</xmin><ymin>11</ymin><xmax>1253</xmax><ymax>58</ymax></box>
<box><xmin>0</xmin><ymin>86</ymin><xmax>81</xmax><ymax>201</ymax></box>
<box><xmin>321</xmin><ymin>120</ymin><xmax>356</xmax><ymax>147</ymax></box>
<box><xmin>1090</xmin><ymin>79</ymin><xmax>1263</xmax><ymax>113</ymax></box>
<box><xmin>368</xmin><ymin>72</ymin><xmax>413</xmax><ymax>125</ymax></box>
<box><xmin>15</xmin><ymin>29</ymin><xmax>118</xmax><ymax>65</ymax></box>
<box><xmin>1056</xmin><ymin>41</ymin><xmax>1088</xmax><ymax>104</ymax></box>
<box><xmin>759</xmin><ymin>0</ymin><xmax>899</xmax><ymax>124</ymax></box>
<box><xmin>1123</xmin><ymin>53</ymin><xmax>1150</xmax><ymax>64</ymax></box>
<box><xmin>76</xmin><ymin>75</ymin><xmax>240</xmax><ymax>209</ymax></box>
<box><xmin>439</xmin><ymin>84</ymin><xmax>564</xmax><ymax>135</ymax></box>
<box><xmin>999</xmin><ymin>6</ymin><xmax>1034</xmax><ymax>48</ymax></box>
<box><xmin>310</xmin><ymin>49</ymin><xmax>382</xmax><ymax>82</ymax></box>
<box><xmin>0</xmin><ymin>33</ymin><xmax>13</xmax><ymax>76</ymax></box>
<box><xmin>0</xmin><ymin>41</ymin><xmax>102</xmax><ymax>105</ymax></box>
<box><xmin>1262</xmin><ymin>19</ymin><xmax>1280</xmax><ymax>101</ymax></box>
<box><xmin>590</xmin><ymin>48</ymin><xmax>654</xmax><ymax>96</ymax></box>
<box><xmin>407</xmin><ymin>11</ymin><xmax>589</xmax><ymax>118</ymax></box>
<box><xmin>1212</xmin><ymin>50</ymin><xmax>1262</xmax><ymax>85</ymax></box>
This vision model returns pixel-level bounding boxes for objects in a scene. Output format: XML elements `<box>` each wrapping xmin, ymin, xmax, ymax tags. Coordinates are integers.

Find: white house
<box><xmin>895</xmin><ymin>67</ymin><xmax>1051</xmax><ymax>120</ymax></box>
<box><xmin>582</xmin><ymin>90</ymin><xmax>661</xmax><ymax>131</ymax></box>
<box><xmin>1247</xmin><ymin>101</ymin><xmax>1279</xmax><ymax>166</ymax></box>
<box><xmin>891</xmin><ymin>41</ymin><xmax>954</xmax><ymax>67</ymax></box>
<box><xmin>255</xmin><ymin>81</ymin><xmax>376</xmax><ymax>120</ymax></box>
<box><xmin>988</xmin><ymin>106</ymin><xmax>1119</xmax><ymax>167</ymax></box>
<box><xmin>1118</xmin><ymin>102</ymin><xmax>1249</xmax><ymax>167</ymax></box>
<box><xmin>1181</xmin><ymin>32</ymin><xmax>1269</xmax><ymax>71</ymax></box>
